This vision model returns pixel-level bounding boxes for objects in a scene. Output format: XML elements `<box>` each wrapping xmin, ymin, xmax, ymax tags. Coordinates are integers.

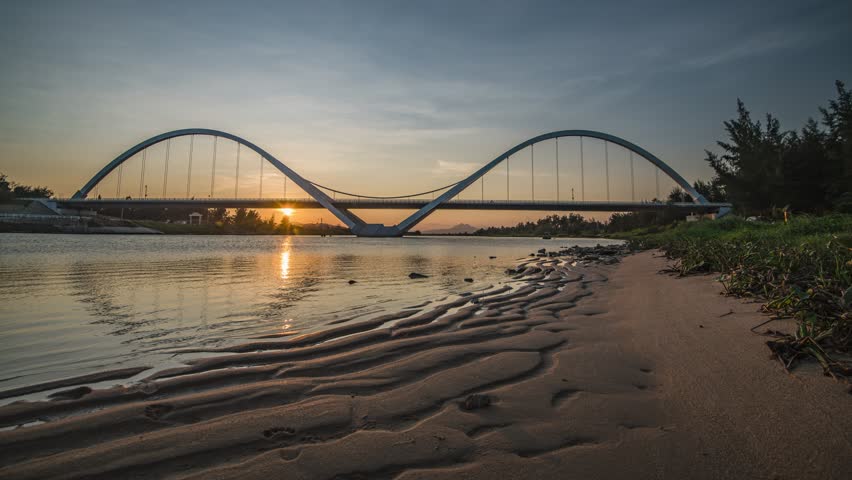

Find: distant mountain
<box><xmin>421</xmin><ymin>223</ymin><xmax>478</xmax><ymax>235</ymax></box>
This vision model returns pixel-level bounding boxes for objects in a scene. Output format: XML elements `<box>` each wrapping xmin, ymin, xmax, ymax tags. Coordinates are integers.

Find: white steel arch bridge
<box><xmin>59</xmin><ymin>128</ymin><xmax>730</xmax><ymax>236</ymax></box>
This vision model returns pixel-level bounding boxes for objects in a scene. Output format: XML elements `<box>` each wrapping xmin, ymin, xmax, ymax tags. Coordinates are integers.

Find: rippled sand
<box><xmin>1</xmin><ymin>251</ymin><xmax>849</xmax><ymax>479</ymax></box>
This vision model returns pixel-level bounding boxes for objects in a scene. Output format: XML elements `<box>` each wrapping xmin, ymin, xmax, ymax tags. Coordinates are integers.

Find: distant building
<box><xmin>189</xmin><ymin>212</ymin><xmax>203</xmax><ymax>225</ymax></box>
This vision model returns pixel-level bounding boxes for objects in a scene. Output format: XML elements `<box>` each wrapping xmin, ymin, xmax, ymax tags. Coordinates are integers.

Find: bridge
<box><xmin>60</xmin><ymin>128</ymin><xmax>730</xmax><ymax>236</ymax></box>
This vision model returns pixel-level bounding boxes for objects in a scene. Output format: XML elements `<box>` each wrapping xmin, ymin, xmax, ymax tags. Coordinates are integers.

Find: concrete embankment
<box><xmin>0</xmin><ymin>213</ymin><xmax>162</xmax><ymax>234</ymax></box>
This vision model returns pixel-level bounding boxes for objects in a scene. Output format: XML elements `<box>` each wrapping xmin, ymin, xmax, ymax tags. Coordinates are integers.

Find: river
<box><xmin>0</xmin><ymin>234</ymin><xmax>621</xmax><ymax>395</ymax></box>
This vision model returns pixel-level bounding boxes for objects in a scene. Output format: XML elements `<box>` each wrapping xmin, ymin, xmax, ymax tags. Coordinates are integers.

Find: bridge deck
<box><xmin>54</xmin><ymin>198</ymin><xmax>730</xmax><ymax>213</ymax></box>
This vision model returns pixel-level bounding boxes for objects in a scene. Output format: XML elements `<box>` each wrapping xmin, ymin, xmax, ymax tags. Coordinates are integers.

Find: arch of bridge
<box><xmin>71</xmin><ymin>128</ymin><xmax>365</xmax><ymax>230</ymax></box>
<box><xmin>396</xmin><ymin>130</ymin><xmax>707</xmax><ymax>232</ymax></box>
<box><xmin>74</xmin><ymin>128</ymin><xmax>707</xmax><ymax>235</ymax></box>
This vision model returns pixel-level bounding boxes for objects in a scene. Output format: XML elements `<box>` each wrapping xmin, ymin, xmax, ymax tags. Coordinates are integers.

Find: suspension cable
<box><xmin>186</xmin><ymin>135</ymin><xmax>194</xmax><ymax>198</ymax></box>
<box><xmin>117</xmin><ymin>163</ymin><xmax>123</xmax><ymax>198</ymax></box>
<box><xmin>307</xmin><ymin>180</ymin><xmax>461</xmax><ymax>200</ymax></box>
<box><xmin>235</xmin><ymin>143</ymin><xmax>240</xmax><ymax>198</ymax></box>
<box><xmin>604</xmin><ymin>140</ymin><xmax>609</xmax><ymax>201</ymax></box>
<box><xmin>163</xmin><ymin>139</ymin><xmax>170</xmax><ymax>197</ymax></box>
<box><xmin>210</xmin><ymin>136</ymin><xmax>217</xmax><ymax>197</ymax></box>
<box><xmin>140</xmin><ymin>148</ymin><xmax>146</xmax><ymax>198</ymax></box>
<box><xmin>579</xmin><ymin>137</ymin><xmax>585</xmax><ymax>201</ymax></box>
<box><xmin>555</xmin><ymin>138</ymin><xmax>559</xmax><ymax>202</ymax></box>
<box><xmin>630</xmin><ymin>151</ymin><xmax>635</xmax><ymax>201</ymax></box>
<box><xmin>655</xmin><ymin>169</ymin><xmax>660</xmax><ymax>200</ymax></box>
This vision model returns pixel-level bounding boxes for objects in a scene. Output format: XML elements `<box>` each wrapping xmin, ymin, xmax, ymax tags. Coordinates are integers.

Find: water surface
<box><xmin>0</xmin><ymin>234</ymin><xmax>620</xmax><ymax>393</ymax></box>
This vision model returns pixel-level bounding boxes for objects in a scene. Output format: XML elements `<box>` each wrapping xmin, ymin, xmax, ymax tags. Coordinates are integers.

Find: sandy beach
<box><xmin>1</xmin><ymin>250</ymin><xmax>849</xmax><ymax>479</ymax></box>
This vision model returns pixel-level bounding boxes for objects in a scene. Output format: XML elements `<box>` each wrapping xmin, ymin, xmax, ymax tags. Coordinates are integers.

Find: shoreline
<box><xmin>0</xmin><ymin>250</ymin><xmax>849</xmax><ymax>479</ymax></box>
<box><xmin>0</xmin><ymin>226</ymin><xmax>609</xmax><ymax>239</ymax></box>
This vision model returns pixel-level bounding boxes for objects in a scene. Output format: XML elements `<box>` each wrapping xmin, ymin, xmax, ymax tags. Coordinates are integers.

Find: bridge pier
<box><xmin>350</xmin><ymin>223</ymin><xmax>403</xmax><ymax>237</ymax></box>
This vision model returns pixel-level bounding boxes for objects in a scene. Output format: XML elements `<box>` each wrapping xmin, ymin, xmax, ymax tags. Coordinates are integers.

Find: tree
<box><xmin>207</xmin><ymin>207</ymin><xmax>230</xmax><ymax>223</ymax></box>
<box><xmin>276</xmin><ymin>214</ymin><xmax>292</xmax><ymax>234</ymax></box>
<box><xmin>705</xmin><ymin>100</ymin><xmax>788</xmax><ymax>214</ymax></box>
<box><xmin>0</xmin><ymin>174</ymin><xmax>12</xmax><ymax>202</ymax></box>
<box><xmin>705</xmin><ymin>82</ymin><xmax>852</xmax><ymax>214</ymax></box>
<box><xmin>782</xmin><ymin>119</ymin><xmax>832</xmax><ymax>212</ymax></box>
<box><xmin>693</xmin><ymin>178</ymin><xmax>726</xmax><ymax>203</ymax></box>
<box><xmin>667</xmin><ymin>187</ymin><xmax>692</xmax><ymax>203</ymax></box>
<box><xmin>819</xmin><ymin>81</ymin><xmax>852</xmax><ymax>212</ymax></box>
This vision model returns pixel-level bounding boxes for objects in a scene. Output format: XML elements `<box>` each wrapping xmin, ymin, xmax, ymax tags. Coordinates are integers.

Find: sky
<box><xmin>1</xmin><ymin>0</ymin><xmax>850</xmax><ymax>229</ymax></box>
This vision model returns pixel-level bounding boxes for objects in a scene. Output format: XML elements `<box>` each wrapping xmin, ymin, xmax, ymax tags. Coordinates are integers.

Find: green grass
<box><xmin>615</xmin><ymin>214</ymin><xmax>852</xmax><ymax>378</ymax></box>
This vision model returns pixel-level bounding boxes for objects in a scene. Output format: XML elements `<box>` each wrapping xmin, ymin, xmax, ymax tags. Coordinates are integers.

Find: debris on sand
<box><xmin>462</xmin><ymin>394</ymin><xmax>492</xmax><ymax>411</ymax></box>
<box><xmin>409</xmin><ymin>272</ymin><xmax>429</xmax><ymax>279</ymax></box>
<box><xmin>527</xmin><ymin>244</ymin><xmax>628</xmax><ymax>265</ymax></box>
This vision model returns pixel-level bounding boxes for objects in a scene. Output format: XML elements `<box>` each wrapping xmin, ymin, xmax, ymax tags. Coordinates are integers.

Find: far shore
<box><xmin>0</xmin><ymin>221</ymin><xmax>608</xmax><ymax>238</ymax></box>
<box><xmin>0</xmin><ymin>248</ymin><xmax>849</xmax><ymax>479</ymax></box>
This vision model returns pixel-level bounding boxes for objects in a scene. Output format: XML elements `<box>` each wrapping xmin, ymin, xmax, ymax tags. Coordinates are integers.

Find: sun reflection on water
<box><xmin>280</xmin><ymin>251</ymin><xmax>290</xmax><ymax>280</ymax></box>
<box><xmin>279</xmin><ymin>237</ymin><xmax>292</xmax><ymax>281</ymax></box>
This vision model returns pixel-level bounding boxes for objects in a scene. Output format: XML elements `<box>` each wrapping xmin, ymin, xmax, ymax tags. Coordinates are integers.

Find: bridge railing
<box><xmin>63</xmin><ymin>196</ymin><xmax>673</xmax><ymax>204</ymax></box>
<box><xmin>56</xmin><ymin>196</ymin><xmax>724</xmax><ymax>205</ymax></box>
<box><xmin>64</xmin><ymin>196</ymin><xmax>321</xmax><ymax>202</ymax></box>
<box><xmin>59</xmin><ymin>197</ymin><xmax>732</xmax><ymax>209</ymax></box>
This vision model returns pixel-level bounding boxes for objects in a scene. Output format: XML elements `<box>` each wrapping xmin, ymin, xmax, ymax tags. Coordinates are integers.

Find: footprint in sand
<box><xmin>278</xmin><ymin>449</ymin><xmax>301</xmax><ymax>461</ymax></box>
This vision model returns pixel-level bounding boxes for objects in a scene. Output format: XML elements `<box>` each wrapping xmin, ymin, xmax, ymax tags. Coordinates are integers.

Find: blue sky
<box><xmin>1</xmin><ymin>0</ymin><xmax>850</xmax><ymax>227</ymax></box>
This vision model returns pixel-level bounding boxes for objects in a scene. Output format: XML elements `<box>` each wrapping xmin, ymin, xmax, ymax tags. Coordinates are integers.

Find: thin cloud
<box><xmin>434</xmin><ymin>159</ymin><xmax>480</xmax><ymax>176</ymax></box>
<box><xmin>681</xmin><ymin>30</ymin><xmax>811</xmax><ymax>69</ymax></box>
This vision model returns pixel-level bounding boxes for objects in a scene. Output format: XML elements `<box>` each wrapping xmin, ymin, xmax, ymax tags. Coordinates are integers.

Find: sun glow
<box><xmin>279</xmin><ymin>208</ymin><xmax>294</xmax><ymax>217</ymax></box>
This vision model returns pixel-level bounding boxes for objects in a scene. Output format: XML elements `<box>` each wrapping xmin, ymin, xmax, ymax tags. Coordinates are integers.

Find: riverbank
<box><xmin>0</xmin><ymin>250</ymin><xmax>849</xmax><ymax>479</ymax></box>
<box><xmin>0</xmin><ymin>213</ymin><xmax>163</xmax><ymax>234</ymax></box>
<box><xmin>0</xmin><ymin>216</ymin><xmax>349</xmax><ymax>235</ymax></box>
<box><xmin>132</xmin><ymin>220</ymin><xmax>351</xmax><ymax>235</ymax></box>
<box><xmin>614</xmin><ymin>214</ymin><xmax>852</xmax><ymax>378</ymax></box>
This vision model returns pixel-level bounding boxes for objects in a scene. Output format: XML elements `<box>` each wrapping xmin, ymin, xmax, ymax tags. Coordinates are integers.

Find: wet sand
<box><xmin>0</xmin><ymin>251</ymin><xmax>849</xmax><ymax>479</ymax></box>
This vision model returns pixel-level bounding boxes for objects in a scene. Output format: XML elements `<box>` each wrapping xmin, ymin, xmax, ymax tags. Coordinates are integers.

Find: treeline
<box><xmin>473</xmin><ymin>208</ymin><xmax>698</xmax><ymax>237</ymax></box>
<box><xmin>475</xmin><ymin>214</ymin><xmax>605</xmax><ymax>236</ymax></box>
<box><xmin>474</xmin><ymin>185</ymin><xmax>715</xmax><ymax>236</ymax></box>
<box><xmin>703</xmin><ymin>80</ymin><xmax>851</xmax><ymax>214</ymax></box>
<box><xmin>0</xmin><ymin>173</ymin><xmax>53</xmax><ymax>202</ymax></box>
<box><xmin>98</xmin><ymin>206</ymin><xmax>349</xmax><ymax>235</ymax></box>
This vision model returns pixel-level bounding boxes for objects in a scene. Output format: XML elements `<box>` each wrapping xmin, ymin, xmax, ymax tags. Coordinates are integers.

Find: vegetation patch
<box><xmin>617</xmin><ymin>215</ymin><xmax>852</xmax><ymax>379</ymax></box>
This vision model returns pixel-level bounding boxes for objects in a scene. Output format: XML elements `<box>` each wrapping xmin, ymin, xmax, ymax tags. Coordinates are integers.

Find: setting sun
<box><xmin>279</xmin><ymin>208</ymin><xmax>294</xmax><ymax>217</ymax></box>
